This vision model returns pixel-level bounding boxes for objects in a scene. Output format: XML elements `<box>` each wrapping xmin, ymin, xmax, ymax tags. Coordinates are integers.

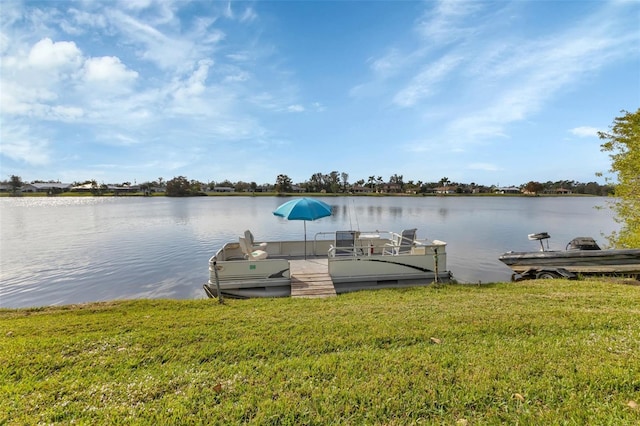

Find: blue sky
<box><xmin>1</xmin><ymin>0</ymin><xmax>638</xmax><ymax>186</ymax></box>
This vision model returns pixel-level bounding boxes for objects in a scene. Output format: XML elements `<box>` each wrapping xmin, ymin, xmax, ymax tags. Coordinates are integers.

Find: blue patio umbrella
<box><xmin>273</xmin><ymin>198</ymin><xmax>333</xmax><ymax>259</ymax></box>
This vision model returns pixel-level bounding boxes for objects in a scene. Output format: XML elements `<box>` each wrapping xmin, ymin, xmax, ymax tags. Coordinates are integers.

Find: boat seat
<box><xmin>383</xmin><ymin>228</ymin><xmax>417</xmax><ymax>255</ymax></box>
<box><xmin>331</xmin><ymin>230</ymin><xmax>358</xmax><ymax>256</ymax></box>
<box><xmin>239</xmin><ymin>237</ymin><xmax>268</xmax><ymax>260</ymax></box>
<box><xmin>244</xmin><ymin>229</ymin><xmax>267</xmax><ymax>250</ymax></box>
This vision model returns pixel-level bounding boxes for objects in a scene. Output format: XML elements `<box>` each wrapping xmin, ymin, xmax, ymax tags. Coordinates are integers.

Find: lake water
<box><xmin>0</xmin><ymin>196</ymin><xmax>618</xmax><ymax>308</ymax></box>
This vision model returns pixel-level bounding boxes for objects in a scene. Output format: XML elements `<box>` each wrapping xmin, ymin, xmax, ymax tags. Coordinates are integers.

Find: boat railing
<box><xmin>212</xmin><ymin>231</ymin><xmax>447</xmax><ymax>261</ymax></box>
<box><xmin>314</xmin><ymin>230</ymin><xmax>395</xmax><ymax>242</ymax></box>
<box><xmin>320</xmin><ymin>230</ymin><xmax>418</xmax><ymax>258</ymax></box>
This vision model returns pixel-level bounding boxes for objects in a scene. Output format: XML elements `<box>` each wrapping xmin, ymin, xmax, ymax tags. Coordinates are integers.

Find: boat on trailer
<box><xmin>203</xmin><ymin>229</ymin><xmax>452</xmax><ymax>299</ymax></box>
<box><xmin>499</xmin><ymin>232</ymin><xmax>640</xmax><ymax>280</ymax></box>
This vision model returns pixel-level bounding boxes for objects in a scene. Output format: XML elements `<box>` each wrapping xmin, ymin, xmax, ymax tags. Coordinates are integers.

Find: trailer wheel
<box><xmin>536</xmin><ymin>271</ymin><xmax>560</xmax><ymax>279</ymax></box>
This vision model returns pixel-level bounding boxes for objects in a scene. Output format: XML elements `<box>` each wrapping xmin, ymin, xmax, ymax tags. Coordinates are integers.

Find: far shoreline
<box><xmin>0</xmin><ymin>191</ymin><xmax>603</xmax><ymax>198</ymax></box>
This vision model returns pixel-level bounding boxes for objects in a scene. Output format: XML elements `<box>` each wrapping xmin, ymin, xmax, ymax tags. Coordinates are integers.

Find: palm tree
<box><xmin>367</xmin><ymin>176</ymin><xmax>376</xmax><ymax>189</ymax></box>
<box><xmin>439</xmin><ymin>177</ymin><xmax>451</xmax><ymax>194</ymax></box>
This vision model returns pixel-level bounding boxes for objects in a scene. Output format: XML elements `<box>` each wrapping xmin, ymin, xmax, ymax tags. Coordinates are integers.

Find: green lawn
<box><xmin>2</xmin><ymin>279</ymin><xmax>639</xmax><ymax>424</ymax></box>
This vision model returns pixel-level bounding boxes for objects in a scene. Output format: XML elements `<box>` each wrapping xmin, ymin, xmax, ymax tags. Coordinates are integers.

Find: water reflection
<box><xmin>0</xmin><ymin>196</ymin><xmax>619</xmax><ymax>308</ymax></box>
<box><xmin>367</xmin><ymin>206</ymin><xmax>384</xmax><ymax>220</ymax></box>
<box><xmin>388</xmin><ymin>206</ymin><xmax>402</xmax><ymax>219</ymax></box>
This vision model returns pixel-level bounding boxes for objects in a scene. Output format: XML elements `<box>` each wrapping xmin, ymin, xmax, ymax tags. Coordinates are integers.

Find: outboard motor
<box><xmin>567</xmin><ymin>237</ymin><xmax>601</xmax><ymax>251</ymax></box>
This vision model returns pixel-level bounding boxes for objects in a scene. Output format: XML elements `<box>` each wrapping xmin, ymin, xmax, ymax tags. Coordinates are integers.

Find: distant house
<box><xmin>245</xmin><ymin>185</ymin><xmax>272</xmax><ymax>193</ymax></box>
<box><xmin>107</xmin><ymin>184</ymin><xmax>139</xmax><ymax>194</ymax></box>
<box><xmin>383</xmin><ymin>183</ymin><xmax>402</xmax><ymax>193</ymax></box>
<box><xmin>434</xmin><ymin>186</ymin><xmax>456</xmax><ymax>194</ymax></box>
<box><xmin>556</xmin><ymin>188</ymin><xmax>572</xmax><ymax>195</ymax></box>
<box><xmin>72</xmin><ymin>183</ymin><xmax>96</xmax><ymax>192</ymax></box>
<box><xmin>351</xmin><ymin>185</ymin><xmax>373</xmax><ymax>193</ymax></box>
<box><xmin>494</xmin><ymin>186</ymin><xmax>521</xmax><ymax>194</ymax></box>
<box><xmin>22</xmin><ymin>183</ymin><xmax>73</xmax><ymax>193</ymax></box>
<box><xmin>213</xmin><ymin>186</ymin><xmax>234</xmax><ymax>192</ymax></box>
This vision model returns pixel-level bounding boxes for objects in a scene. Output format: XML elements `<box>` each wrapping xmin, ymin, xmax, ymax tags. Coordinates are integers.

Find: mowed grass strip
<box><xmin>2</xmin><ymin>279</ymin><xmax>639</xmax><ymax>424</ymax></box>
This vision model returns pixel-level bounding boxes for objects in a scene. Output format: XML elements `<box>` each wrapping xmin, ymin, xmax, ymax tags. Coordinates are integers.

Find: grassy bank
<box><xmin>2</xmin><ymin>280</ymin><xmax>639</xmax><ymax>424</ymax></box>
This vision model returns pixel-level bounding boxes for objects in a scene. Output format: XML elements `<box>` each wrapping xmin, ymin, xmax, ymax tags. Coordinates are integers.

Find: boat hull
<box><xmin>499</xmin><ymin>249</ymin><xmax>640</xmax><ymax>275</ymax></box>
<box><xmin>205</xmin><ymin>232</ymin><xmax>452</xmax><ymax>298</ymax></box>
<box><xmin>330</xmin><ymin>252</ymin><xmax>450</xmax><ymax>293</ymax></box>
<box><xmin>207</xmin><ymin>257</ymin><xmax>292</xmax><ymax>298</ymax></box>
<box><xmin>203</xmin><ymin>282</ymin><xmax>291</xmax><ymax>299</ymax></box>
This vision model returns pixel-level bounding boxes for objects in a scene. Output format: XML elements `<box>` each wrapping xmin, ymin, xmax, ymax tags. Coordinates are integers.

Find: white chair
<box><xmin>239</xmin><ymin>237</ymin><xmax>268</xmax><ymax>260</ymax></box>
<box><xmin>244</xmin><ymin>230</ymin><xmax>267</xmax><ymax>250</ymax></box>
<box><xmin>383</xmin><ymin>228</ymin><xmax>417</xmax><ymax>255</ymax></box>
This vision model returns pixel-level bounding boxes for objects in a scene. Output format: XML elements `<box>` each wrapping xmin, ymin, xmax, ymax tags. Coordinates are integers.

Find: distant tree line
<box><xmin>2</xmin><ymin>173</ymin><xmax>613</xmax><ymax>197</ymax></box>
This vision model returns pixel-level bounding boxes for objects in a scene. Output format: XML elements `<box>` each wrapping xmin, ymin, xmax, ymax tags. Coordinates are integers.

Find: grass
<box><xmin>2</xmin><ymin>279</ymin><xmax>639</xmax><ymax>425</ymax></box>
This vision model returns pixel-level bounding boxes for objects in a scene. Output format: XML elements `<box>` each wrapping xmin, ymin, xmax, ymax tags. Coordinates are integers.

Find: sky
<box><xmin>1</xmin><ymin>0</ymin><xmax>638</xmax><ymax>187</ymax></box>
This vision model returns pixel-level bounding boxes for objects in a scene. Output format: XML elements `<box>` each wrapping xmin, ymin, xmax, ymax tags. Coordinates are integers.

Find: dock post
<box><xmin>434</xmin><ymin>247</ymin><xmax>439</xmax><ymax>284</ymax></box>
<box><xmin>213</xmin><ymin>258</ymin><xmax>224</xmax><ymax>304</ymax></box>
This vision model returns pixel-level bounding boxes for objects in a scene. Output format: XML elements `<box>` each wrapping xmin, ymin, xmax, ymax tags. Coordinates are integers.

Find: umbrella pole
<box><xmin>304</xmin><ymin>221</ymin><xmax>307</xmax><ymax>260</ymax></box>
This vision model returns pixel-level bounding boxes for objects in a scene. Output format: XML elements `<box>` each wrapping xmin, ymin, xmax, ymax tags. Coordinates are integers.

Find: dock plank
<box><xmin>289</xmin><ymin>259</ymin><xmax>336</xmax><ymax>298</ymax></box>
<box><xmin>290</xmin><ymin>272</ymin><xmax>336</xmax><ymax>298</ymax></box>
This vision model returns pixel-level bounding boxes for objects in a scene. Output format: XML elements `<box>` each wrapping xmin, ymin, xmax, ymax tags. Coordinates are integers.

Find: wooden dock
<box><xmin>290</xmin><ymin>259</ymin><xmax>336</xmax><ymax>298</ymax></box>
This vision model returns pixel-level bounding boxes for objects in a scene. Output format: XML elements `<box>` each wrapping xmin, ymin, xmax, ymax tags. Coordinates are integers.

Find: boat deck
<box><xmin>289</xmin><ymin>258</ymin><xmax>336</xmax><ymax>298</ymax></box>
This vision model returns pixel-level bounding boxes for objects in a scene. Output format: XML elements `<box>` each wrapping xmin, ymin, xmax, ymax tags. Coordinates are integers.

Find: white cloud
<box><xmin>393</xmin><ymin>54</ymin><xmax>462</xmax><ymax>107</ymax></box>
<box><xmin>287</xmin><ymin>104</ymin><xmax>304</xmax><ymax>113</ymax></box>
<box><xmin>369</xmin><ymin>48</ymin><xmax>405</xmax><ymax>77</ymax></box>
<box><xmin>412</xmin><ymin>1</ymin><xmax>635</xmax><ymax>151</ymax></box>
<box><xmin>0</xmin><ymin>31</ymin><xmax>11</xmax><ymax>54</ymax></box>
<box><xmin>223</xmin><ymin>71</ymin><xmax>250</xmax><ymax>83</ymax></box>
<box><xmin>171</xmin><ymin>59</ymin><xmax>212</xmax><ymax>103</ymax></box>
<box><xmin>50</xmin><ymin>105</ymin><xmax>84</xmax><ymax>120</ymax></box>
<box><xmin>227</xmin><ymin>52</ymin><xmax>250</xmax><ymax>62</ymax></box>
<box><xmin>311</xmin><ymin>102</ymin><xmax>325</xmax><ymax>112</ymax></box>
<box><xmin>119</xmin><ymin>0</ymin><xmax>176</xmax><ymax>25</ymax></box>
<box><xmin>221</xmin><ymin>2</ymin><xmax>257</xmax><ymax>22</ymax></box>
<box><xmin>120</xmin><ymin>0</ymin><xmax>154</xmax><ymax>11</ymax></box>
<box><xmin>1</xmin><ymin>37</ymin><xmax>87</xmax><ymax>120</ymax></box>
<box><xmin>570</xmin><ymin>126</ymin><xmax>600</xmax><ymax>138</ymax></box>
<box><xmin>224</xmin><ymin>1</ymin><xmax>234</xmax><ymax>19</ymax></box>
<box><xmin>240</xmin><ymin>7</ymin><xmax>258</xmax><ymax>23</ymax></box>
<box><xmin>63</xmin><ymin>8</ymin><xmax>108</xmax><ymax>34</ymax></box>
<box><xmin>82</xmin><ymin>56</ymin><xmax>139</xmax><ymax>85</ymax></box>
<box><xmin>0</xmin><ymin>123</ymin><xmax>51</xmax><ymax>165</ymax></box>
<box><xmin>0</xmin><ymin>84</ymin><xmax>56</xmax><ymax>115</ymax></box>
<box><xmin>107</xmin><ymin>133</ymin><xmax>141</xmax><ymax>146</ymax></box>
<box><xmin>353</xmin><ymin>0</ymin><xmax>637</xmax><ymax>159</ymax></box>
<box><xmin>28</xmin><ymin>38</ymin><xmax>82</xmax><ymax>71</ymax></box>
<box><xmin>107</xmin><ymin>9</ymin><xmax>197</xmax><ymax>71</ymax></box>
<box><xmin>415</xmin><ymin>0</ymin><xmax>482</xmax><ymax>44</ymax></box>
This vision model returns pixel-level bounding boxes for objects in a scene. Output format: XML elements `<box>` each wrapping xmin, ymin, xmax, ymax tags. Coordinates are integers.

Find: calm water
<box><xmin>0</xmin><ymin>196</ymin><xmax>618</xmax><ymax>308</ymax></box>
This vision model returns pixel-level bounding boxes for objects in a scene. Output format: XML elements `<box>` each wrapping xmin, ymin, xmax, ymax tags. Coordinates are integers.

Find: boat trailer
<box><xmin>511</xmin><ymin>267</ymin><xmax>577</xmax><ymax>282</ymax></box>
